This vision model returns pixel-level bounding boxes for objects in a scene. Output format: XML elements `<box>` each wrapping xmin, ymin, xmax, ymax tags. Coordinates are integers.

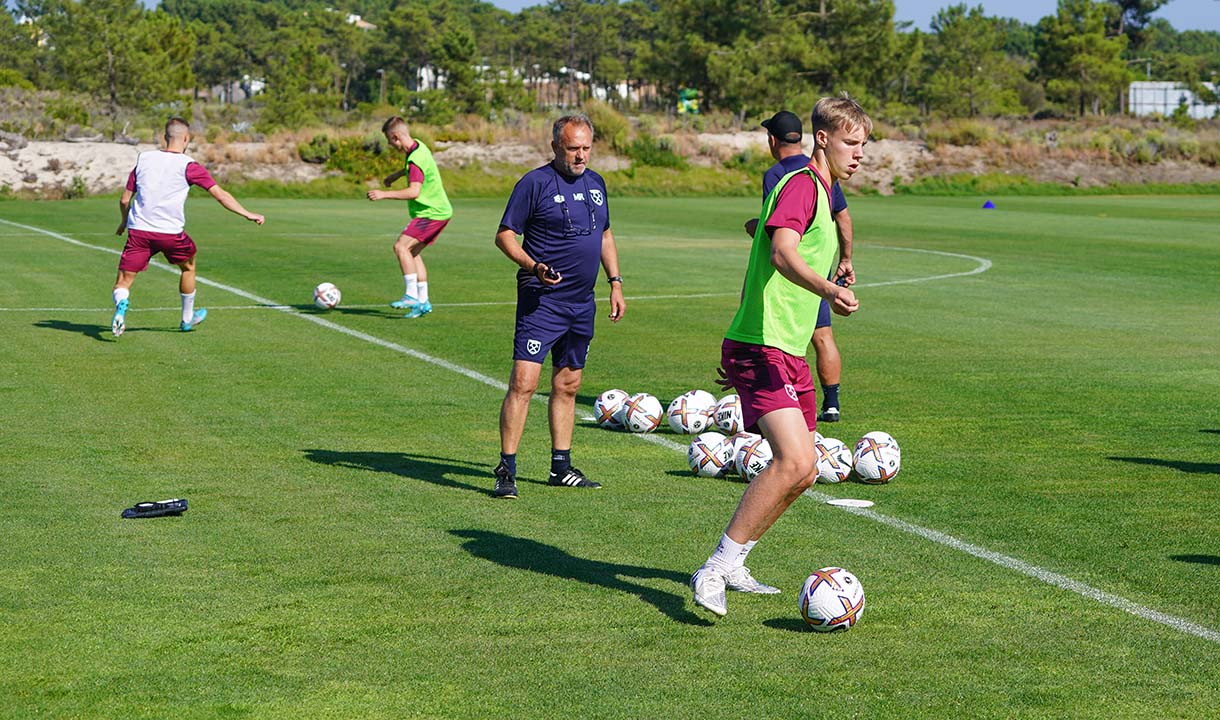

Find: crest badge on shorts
<box><xmin>590</xmin><ymin>189</ymin><xmax>604</xmax><ymax>206</ymax></box>
<box><xmin>785</xmin><ymin>384</ymin><xmax>798</xmax><ymax>401</ymax></box>
<box><xmin>527</xmin><ymin>339</ymin><xmax>542</xmax><ymax>355</ymax></box>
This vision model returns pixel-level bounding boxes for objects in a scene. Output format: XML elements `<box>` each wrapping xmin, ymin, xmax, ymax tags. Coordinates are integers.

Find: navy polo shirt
<box><xmin>500</xmin><ymin>164</ymin><xmax>611</xmax><ymax>305</ymax></box>
<box><xmin>762</xmin><ymin>154</ymin><xmax>847</xmax><ymax>215</ymax></box>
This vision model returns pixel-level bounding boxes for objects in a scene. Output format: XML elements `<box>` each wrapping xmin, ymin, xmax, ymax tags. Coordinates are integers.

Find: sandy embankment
<box><xmin>4</xmin><ymin>134</ymin><xmax>1217</xmax><ymax>197</ymax></box>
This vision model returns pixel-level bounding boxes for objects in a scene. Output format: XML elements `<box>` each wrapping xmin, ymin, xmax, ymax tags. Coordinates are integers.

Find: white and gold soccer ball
<box><xmin>799</xmin><ymin>566</ymin><xmax>865</xmax><ymax>632</ymax></box>
<box><xmin>725</xmin><ymin>431</ymin><xmax>760</xmax><ymax>479</ymax></box>
<box><xmin>667</xmin><ymin>389</ymin><xmax>717</xmax><ymax>434</ymax></box>
<box><xmin>734</xmin><ymin>435</ymin><xmax>772</xmax><ymax>482</ymax></box>
<box><xmin>313</xmin><ymin>282</ymin><xmax>342</xmax><ymax>310</ymax></box>
<box><xmin>852</xmin><ymin>431</ymin><xmax>901</xmax><ymax>484</ymax></box>
<box><xmin>593</xmin><ymin>389</ymin><xmax>629</xmax><ymax>430</ymax></box>
<box><xmin>713</xmin><ymin>394</ymin><xmax>743</xmax><ymax>434</ymax></box>
<box><xmin>814</xmin><ymin>437</ymin><xmax>853</xmax><ymax>484</ymax></box>
<box><xmin>621</xmin><ymin>392</ymin><xmax>663</xmax><ymax>433</ymax></box>
<box><xmin>687</xmin><ymin>431</ymin><xmax>733</xmax><ymax>478</ymax></box>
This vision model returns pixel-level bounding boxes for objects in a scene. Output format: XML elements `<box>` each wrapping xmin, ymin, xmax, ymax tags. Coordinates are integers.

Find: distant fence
<box><xmin>1128</xmin><ymin>81</ymin><xmax>1218</xmax><ymax>119</ymax></box>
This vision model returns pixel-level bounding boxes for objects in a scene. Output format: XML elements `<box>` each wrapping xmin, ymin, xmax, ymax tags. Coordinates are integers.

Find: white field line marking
<box><xmin>15</xmin><ymin>217</ymin><xmax>1216</xmax><ymax>646</ymax></box>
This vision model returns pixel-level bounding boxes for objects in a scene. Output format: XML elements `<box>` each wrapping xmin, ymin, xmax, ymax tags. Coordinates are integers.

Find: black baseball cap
<box><xmin>761</xmin><ymin>111</ymin><xmax>802</xmax><ymax>143</ymax></box>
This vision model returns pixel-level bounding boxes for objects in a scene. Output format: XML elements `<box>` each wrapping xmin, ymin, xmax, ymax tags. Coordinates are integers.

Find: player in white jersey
<box><xmin>111</xmin><ymin>117</ymin><xmax>264</xmax><ymax>337</ymax></box>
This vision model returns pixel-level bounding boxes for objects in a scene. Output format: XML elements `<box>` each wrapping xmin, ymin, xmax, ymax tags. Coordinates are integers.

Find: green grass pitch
<box><xmin>1</xmin><ymin>193</ymin><xmax>1218</xmax><ymax>718</ymax></box>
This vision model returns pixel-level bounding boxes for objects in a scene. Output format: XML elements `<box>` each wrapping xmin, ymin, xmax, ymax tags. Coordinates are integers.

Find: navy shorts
<box><xmin>816</xmin><ymin>299</ymin><xmax>832</xmax><ymax>329</ymax></box>
<box><xmin>513</xmin><ymin>288</ymin><xmax>595</xmax><ymax>369</ymax></box>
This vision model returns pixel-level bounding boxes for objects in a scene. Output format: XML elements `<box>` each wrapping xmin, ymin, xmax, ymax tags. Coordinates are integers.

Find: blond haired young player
<box><xmin>111</xmin><ymin>117</ymin><xmax>264</xmax><ymax>337</ymax></box>
<box><xmin>367</xmin><ymin>117</ymin><xmax>453</xmax><ymax>318</ymax></box>
<box><xmin>691</xmin><ymin>96</ymin><xmax>871</xmax><ymax>617</ymax></box>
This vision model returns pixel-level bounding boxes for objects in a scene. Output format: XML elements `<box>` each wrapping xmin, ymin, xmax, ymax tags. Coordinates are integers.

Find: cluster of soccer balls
<box><xmin>594</xmin><ymin>388</ymin><xmax>901</xmax><ymax>484</ymax></box>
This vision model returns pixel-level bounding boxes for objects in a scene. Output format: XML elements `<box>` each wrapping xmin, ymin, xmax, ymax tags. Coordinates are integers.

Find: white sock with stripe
<box><xmin>181</xmin><ymin>292</ymin><xmax>196</xmax><ymax>323</ymax></box>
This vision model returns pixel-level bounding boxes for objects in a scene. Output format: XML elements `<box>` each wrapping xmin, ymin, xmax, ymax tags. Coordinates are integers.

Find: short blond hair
<box><xmin>810</xmin><ymin>95</ymin><xmax>872</xmax><ymax>140</ymax></box>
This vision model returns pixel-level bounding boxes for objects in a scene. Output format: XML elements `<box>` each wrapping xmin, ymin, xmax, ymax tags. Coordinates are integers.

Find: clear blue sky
<box><xmin>485</xmin><ymin>0</ymin><xmax>1220</xmax><ymax>33</ymax></box>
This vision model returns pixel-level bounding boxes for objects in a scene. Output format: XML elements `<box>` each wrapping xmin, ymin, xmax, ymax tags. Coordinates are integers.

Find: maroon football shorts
<box><xmin>721</xmin><ymin>338</ymin><xmax>819</xmax><ymax>434</ymax></box>
<box><xmin>401</xmin><ymin>217</ymin><xmax>449</xmax><ymax>247</ymax></box>
<box><xmin>119</xmin><ymin>229</ymin><xmax>197</xmax><ymax>272</ymax></box>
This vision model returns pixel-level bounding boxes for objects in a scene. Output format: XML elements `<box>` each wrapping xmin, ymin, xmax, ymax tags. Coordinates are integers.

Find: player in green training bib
<box><xmin>691</xmin><ymin>96</ymin><xmax>872</xmax><ymax>618</ymax></box>
<box><xmin>367</xmin><ymin>116</ymin><xmax>454</xmax><ymax>318</ymax></box>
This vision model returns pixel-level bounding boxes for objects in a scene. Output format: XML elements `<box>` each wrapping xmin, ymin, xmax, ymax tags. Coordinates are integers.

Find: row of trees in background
<box><xmin>1</xmin><ymin>0</ymin><xmax>1217</xmax><ymax>133</ymax></box>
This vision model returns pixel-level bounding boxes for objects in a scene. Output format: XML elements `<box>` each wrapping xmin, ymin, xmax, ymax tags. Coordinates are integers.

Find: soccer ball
<box><xmin>667</xmin><ymin>390</ymin><xmax>717</xmax><ymax>434</ymax></box>
<box><xmin>621</xmin><ymin>393</ymin><xmax>663</xmax><ymax>433</ymax></box>
<box><xmin>815</xmin><ymin>437</ymin><xmax>853</xmax><ymax>484</ymax></box>
<box><xmin>799</xmin><ymin>567</ymin><xmax>865</xmax><ymax>632</ymax></box>
<box><xmin>814</xmin><ymin>431</ymin><xmax>824</xmax><ymax>445</ymax></box>
<box><xmin>713</xmin><ymin>394</ymin><xmax>743</xmax><ymax>434</ymax></box>
<box><xmin>593</xmin><ymin>389</ymin><xmax>629</xmax><ymax>429</ymax></box>
<box><xmin>735</xmin><ymin>435</ymin><xmax>772</xmax><ymax>482</ymax></box>
<box><xmin>853</xmin><ymin>431</ymin><xmax>901</xmax><ymax>484</ymax></box>
<box><xmin>688</xmin><ymin>432</ymin><xmax>733</xmax><ymax>478</ymax></box>
<box><xmin>313</xmin><ymin>282</ymin><xmax>341</xmax><ymax>310</ymax></box>
<box><xmin>724</xmin><ymin>432</ymin><xmax>760</xmax><ymax>480</ymax></box>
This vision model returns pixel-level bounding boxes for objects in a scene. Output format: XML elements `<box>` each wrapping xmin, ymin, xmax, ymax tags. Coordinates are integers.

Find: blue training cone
<box><xmin>982</xmin><ymin>200</ymin><xmax>996</xmax><ymax>209</ymax></box>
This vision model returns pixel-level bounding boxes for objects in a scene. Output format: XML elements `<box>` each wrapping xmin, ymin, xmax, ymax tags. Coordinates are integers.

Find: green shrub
<box><xmin>583</xmin><ymin>100</ymin><xmax>630</xmax><ymax>153</ymax></box>
<box><xmin>0</xmin><ymin>69</ymin><xmax>33</xmax><ymax>90</ymax></box>
<box><xmin>924</xmin><ymin>119</ymin><xmax>996</xmax><ymax>147</ymax></box>
<box><xmin>325</xmin><ymin>135</ymin><xmax>399</xmax><ymax>180</ymax></box>
<box><xmin>1198</xmin><ymin>141</ymin><xmax>1220</xmax><ymax>167</ymax></box>
<box><xmin>627</xmin><ymin>134</ymin><xmax>687</xmax><ymax>168</ymax></box>
<box><xmin>722</xmin><ymin>148</ymin><xmax>773</xmax><ymax>177</ymax></box>
<box><xmin>406</xmin><ymin>90</ymin><xmax>457</xmax><ymax>126</ymax></box>
<box><xmin>298</xmin><ymin>134</ymin><xmax>335</xmax><ymax>164</ymax></box>
<box><xmin>64</xmin><ymin>175</ymin><xmax>88</xmax><ymax>199</ymax></box>
<box><xmin>46</xmin><ymin>97</ymin><xmax>89</xmax><ymax>127</ymax></box>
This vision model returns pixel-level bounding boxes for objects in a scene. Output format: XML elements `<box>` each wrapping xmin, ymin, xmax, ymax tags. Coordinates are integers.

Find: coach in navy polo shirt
<box><xmin>491</xmin><ymin>114</ymin><xmax>627</xmax><ymax>499</ymax></box>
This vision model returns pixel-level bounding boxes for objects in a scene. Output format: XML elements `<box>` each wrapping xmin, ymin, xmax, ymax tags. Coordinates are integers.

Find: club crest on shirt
<box><xmin>526</xmin><ymin>339</ymin><xmax>542</xmax><ymax>355</ymax></box>
<box><xmin>590</xmin><ymin>189</ymin><xmax>604</xmax><ymax>206</ymax></box>
<box><xmin>552</xmin><ymin>194</ymin><xmax>565</xmax><ymax>203</ymax></box>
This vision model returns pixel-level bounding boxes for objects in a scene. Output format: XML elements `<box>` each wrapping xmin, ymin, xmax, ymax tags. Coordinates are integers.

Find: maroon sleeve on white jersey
<box><xmin>185</xmin><ymin>162</ymin><xmax>217</xmax><ymax>190</ymax></box>
<box><xmin>126</xmin><ymin>169</ymin><xmax>137</xmax><ymax>192</ymax></box>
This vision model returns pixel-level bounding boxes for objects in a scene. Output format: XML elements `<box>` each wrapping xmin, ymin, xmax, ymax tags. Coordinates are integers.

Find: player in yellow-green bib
<box><xmin>691</xmin><ymin>96</ymin><xmax>872</xmax><ymax>618</ymax></box>
<box><xmin>367</xmin><ymin>116</ymin><xmax>454</xmax><ymax>318</ymax></box>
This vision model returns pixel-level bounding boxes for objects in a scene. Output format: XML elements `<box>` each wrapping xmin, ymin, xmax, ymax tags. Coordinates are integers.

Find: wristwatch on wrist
<box><xmin>607</xmin><ymin>275</ymin><xmax>623</xmax><ymax>285</ymax></box>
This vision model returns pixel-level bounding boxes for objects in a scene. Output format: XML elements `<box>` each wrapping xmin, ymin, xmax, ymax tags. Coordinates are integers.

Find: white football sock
<box><xmin>113</xmin><ymin>287</ymin><xmax>129</xmax><ymax>306</ymax></box>
<box><xmin>417</xmin><ymin>281</ymin><xmax>429</xmax><ymax>303</ymax></box>
<box><xmin>404</xmin><ymin>273</ymin><xmax>418</xmax><ymax>299</ymax></box>
<box><xmin>708</xmin><ymin>533</ymin><xmax>751</xmax><ymax>572</ymax></box>
<box><xmin>181</xmin><ymin>292</ymin><xmax>196</xmax><ymax>323</ymax></box>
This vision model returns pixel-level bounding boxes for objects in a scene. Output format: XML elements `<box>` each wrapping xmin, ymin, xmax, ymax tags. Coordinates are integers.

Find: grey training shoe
<box><xmin>726</xmin><ymin>565</ymin><xmax>782</xmax><ymax>594</ymax></box>
<box><xmin>691</xmin><ymin>563</ymin><xmax>728</xmax><ymax>617</ymax></box>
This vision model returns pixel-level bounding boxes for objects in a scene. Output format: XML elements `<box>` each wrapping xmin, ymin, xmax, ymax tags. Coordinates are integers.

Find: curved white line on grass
<box><xmin>14</xmin><ymin>216</ymin><xmax>1216</xmax><ymax>646</ymax></box>
<box><xmin>863</xmin><ymin>245</ymin><xmax>993</xmax><ymax>287</ymax></box>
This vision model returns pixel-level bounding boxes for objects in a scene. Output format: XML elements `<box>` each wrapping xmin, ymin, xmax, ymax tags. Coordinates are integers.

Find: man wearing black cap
<box><xmin>748</xmin><ymin>110</ymin><xmax>854</xmax><ymax>423</ymax></box>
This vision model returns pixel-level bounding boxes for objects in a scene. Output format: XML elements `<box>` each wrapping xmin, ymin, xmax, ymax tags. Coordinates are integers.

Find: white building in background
<box><xmin>1128</xmin><ymin>81</ymin><xmax>1218</xmax><ymax>119</ymax></box>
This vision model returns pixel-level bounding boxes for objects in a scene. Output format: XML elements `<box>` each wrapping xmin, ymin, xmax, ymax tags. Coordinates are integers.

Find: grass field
<box><xmin>1</xmin><ymin>192</ymin><xmax>1218</xmax><ymax>719</ymax></box>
